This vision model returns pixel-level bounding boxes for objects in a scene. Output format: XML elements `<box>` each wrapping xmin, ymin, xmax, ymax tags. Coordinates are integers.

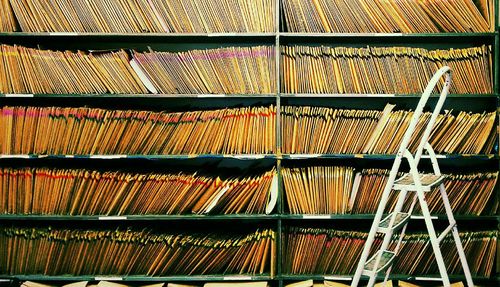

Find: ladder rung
<box><xmin>393</xmin><ymin>173</ymin><xmax>444</xmax><ymax>192</ymax></box>
<box><xmin>378</xmin><ymin>212</ymin><xmax>410</xmax><ymax>234</ymax></box>
<box><xmin>437</xmin><ymin>221</ymin><xmax>457</xmax><ymax>244</ymax></box>
<box><xmin>363</xmin><ymin>250</ymin><xmax>395</xmax><ymax>276</ymax></box>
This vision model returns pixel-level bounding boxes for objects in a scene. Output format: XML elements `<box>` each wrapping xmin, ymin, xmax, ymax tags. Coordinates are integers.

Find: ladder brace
<box><xmin>437</xmin><ymin>222</ymin><xmax>457</xmax><ymax>244</ymax></box>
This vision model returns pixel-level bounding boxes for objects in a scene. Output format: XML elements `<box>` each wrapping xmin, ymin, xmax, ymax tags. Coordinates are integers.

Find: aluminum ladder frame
<box><xmin>350</xmin><ymin>66</ymin><xmax>474</xmax><ymax>287</ymax></box>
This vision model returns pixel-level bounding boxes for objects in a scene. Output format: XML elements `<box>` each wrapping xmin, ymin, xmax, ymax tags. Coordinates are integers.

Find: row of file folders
<box><xmin>0</xmin><ymin>166</ymin><xmax>497</xmax><ymax>216</ymax></box>
<box><xmin>0</xmin><ymin>44</ymin><xmax>494</xmax><ymax>94</ymax></box>
<box><xmin>0</xmin><ymin>0</ymin><xmax>495</xmax><ymax>33</ymax></box>
<box><xmin>0</xmin><ymin>104</ymin><xmax>496</xmax><ymax>155</ymax></box>
<box><xmin>0</xmin><ymin>226</ymin><xmax>496</xmax><ymax>277</ymax></box>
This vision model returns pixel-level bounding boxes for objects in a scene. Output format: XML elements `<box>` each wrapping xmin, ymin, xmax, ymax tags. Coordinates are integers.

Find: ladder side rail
<box><xmin>414</xmin><ymin>67</ymin><xmax>452</xmax><ymax>164</ymax></box>
<box><xmin>427</xmin><ymin>145</ymin><xmax>474</xmax><ymax>287</ymax></box>
<box><xmin>405</xmin><ymin>150</ymin><xmax>451</xmax><ymax>287</ymax></box>
<box><xmin>447</xmin><ymin>201</ymin><xmax>475</xmax><ymax>287</ymax></box>
<box><xmin>424</xmin><ymin>143</ymin><xmax>442</xmax><ymax>176</ymax></box>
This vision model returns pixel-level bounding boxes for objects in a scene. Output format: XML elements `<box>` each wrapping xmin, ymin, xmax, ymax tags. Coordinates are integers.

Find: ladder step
<box><xmin>393</xmin><ymin>173</ymin><xmax>444</xmax><ymax>192</ymax></box>
<box><xmin>363</xmin><ymin>250</ymin><xmax>396</xmax><ymax>276</ymax></box>
<box><xmin>378</xmin><ymin>212</ymin><xmax>410</xmax><ymax>234</ymax></box>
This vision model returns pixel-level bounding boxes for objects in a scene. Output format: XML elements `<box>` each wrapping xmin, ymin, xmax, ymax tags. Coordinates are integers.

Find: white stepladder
<box><xmin>350</xmin><ymin>66</ymin><xmax>474</xmax><ymax>287</ymax></box>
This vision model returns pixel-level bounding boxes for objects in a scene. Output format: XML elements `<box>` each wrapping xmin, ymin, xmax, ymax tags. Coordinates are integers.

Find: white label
<box><xmin>303</xmin><ymin>215</ymin><xmax>331</xmax><ymax>219</ymax></box>
<box><xmin>414</xmin><ymin>277</ymin><xmax>442</xmax><ymax>281</ymax></box>
<box><xmin>289</xmin><ymin>154</ymin><xmax>321</xmax><ymax>159</ymax></box>
<box><xmin>411</xmin><ymin>215</ymin><xmax>438</xmax><ymax>220</ymax></box>
<box><xmin>98</xmin><ymin>216</ymin><xmax>127</xmax><ymax>220</ymax></box>
<box><xmin>232</xmin><ymin>154</ymin><xmax>265</xmax><ymax>159</ymax></box>
<box><xmin>324</xmin><ymin>276</ymin><xmax>352</xmax><ymax>281</ymax></box>
<box><xmin>90</xmin><ymin>155</ymin><xmax>127</xmax><ymax>159</ymax></box>
<box><xmin>94</xmin><ymin>277</ymin><xmax>123</xmax><ymax>281</ymax></box>
<box><xmin>49</xmin><ymin>32</ymin><xmax>79</xmax><ymax>36</ymax></box>
<box><xmin>0</xmin><ymin>155</ymin><xmax>30</xmax><ymax>159</ymax></box>
<box><xmin>5</xmin><ymin>94</ymin><xmax>34</xmax><ymax>98</ymax></box>
<box><xmin>65</xmin><ymin>155</ymin><xmax>75</xmax><ymax>158</ymax></box>
<box><xmin>223</xmin><ymin>276</ymin><xmax>252</xmax><ymax>281</ymax></box>
<box><xmin>197</xmin><ymin>94</ymin><xmax>226</xmax><ymax>98</ymax></box>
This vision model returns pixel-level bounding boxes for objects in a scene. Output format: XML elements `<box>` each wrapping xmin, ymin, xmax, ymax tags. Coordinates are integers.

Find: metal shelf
<box><xmin>280</xmin><ymin>93</ymin><xmax>498</xmax><ymax>98</ymax></box>
<box><xmin>0</xmin><ymin>32</ymin><xmax>277</xmax><ymax>37</ymax></box>
<box><xmin>2</xmin><ymin>274</ymin><xmax>495</xmax><ymax>282</ymax></box>
<box><xmin>281</xmin><ymin>154</ymin><xmax>499</xmax><ymax>160</ymax></box>
<box><xmin>280</xmin><ymin>214</ymin><xmax>499</xmax><ymax>221</ymax></box>
<box><xmin>0</xmin><ymin>214</ymin><xmax>495</xmax><ymax>222</ymax></box>
<box><xmin>0</xmin><ymin>154</ymin><xmax>276</xmax><ymax>160</ymax></box>
<box><xmin>1</xmin><ymin>32</ymin><xmax>494</xmax><ymax>38</ymax></box>
<box><xmin>1</xmin><ymin>93</ymin><xmax>497</xmax><ymax>98</ymax></box>
<box><xmin>280</xmin><ymin>274</ymin><xmax>497</xmax><ymax>282</ymax></box>
<box><xmin>279</xmin><ymin>32</ymin><xmax>496</xmax><ymax>38</ymax></box>
<box><xmin>0</xmin><ymin>275</ymin><xmax>274</xmax><ymax>282</ymax></box>
<box><xmin>0</xmin><ymin>154</ymin><xmax>496</xmax><ymax>160</ymax></box>
<box><xmin>0</xmin><ymin>93</ymin><xmax>277</xmax><ymax>98</ymax></box>
<box><xmin>0</xmin><ymin>214</ymin><xmax>279</xmax><ymax>221</ymax></box>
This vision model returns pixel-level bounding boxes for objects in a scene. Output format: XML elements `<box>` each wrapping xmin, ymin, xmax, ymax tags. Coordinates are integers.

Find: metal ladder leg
<box><xmin>438</xmin><ymin>184</ymin><xmax>474</xmax><ymax>287</ymax></box>
<box><xmin>407</xmin><ymin>152</ymin><xmax>451</xmax><ymax>287</ymax></box>
<box><xmin>426</xmin><ymin>142</ymin><xmax>474</xmax><ymax>287</ymax></box>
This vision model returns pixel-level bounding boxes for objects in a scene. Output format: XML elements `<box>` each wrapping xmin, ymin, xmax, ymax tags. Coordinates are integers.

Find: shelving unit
<box><xmin>0</xmin><ymin>0</ymin><xmax>498</xmax><ymax>286</ymax></box>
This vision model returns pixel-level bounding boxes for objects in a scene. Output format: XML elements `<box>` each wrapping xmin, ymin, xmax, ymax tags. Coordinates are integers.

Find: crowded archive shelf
<box><xmin>0</xmin><ymin>0</ymin><xmax>498</xmax><ymax>287</ymax></box>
